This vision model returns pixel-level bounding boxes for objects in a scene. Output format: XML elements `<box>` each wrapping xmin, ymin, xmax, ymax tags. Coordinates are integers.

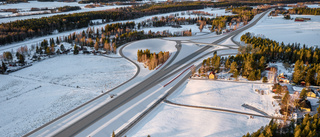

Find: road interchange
<box><xmin>24</xmin><ymin>9</ymin><xmax>272</xmax><ymax>137</ymax></box>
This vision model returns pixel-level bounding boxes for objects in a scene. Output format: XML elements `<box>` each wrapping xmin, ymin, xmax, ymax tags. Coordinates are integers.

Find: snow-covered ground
<box><xmin>306</xmin><ymin>4</ymin><xmax>320</xmax><ymax>8</ymax></box>
<box><xmin>0</xmin><ymin>8</ymin><xmax>274</xmax><ymax>137</ymax></box>
<box><xmin>0</xmin><ymin>1</ymin><xmax>128</xmax><ymax>23</ymax></box>
<box><xmin>0</xmin><ymin>55</ymin><xmax>136</xmax><ymax>137</ymax></box>
<box><xmin>0</xmin><ymin>7</ymin><xmax>233</xmax><ymax>54</ymax></box>
<box><xmin>0</xmin><ymin>1</ymin><xmax>84</xmax><ymax>10</ymax></box>
<box><xmin>234</xmin><ymin>14</ymin><xmax>320</xmax><ymax>47</ymax></box>
<box><xmin>127</xmin><ymin>80</ymin><xmax>277</xmax><ymax>137</ymax></box>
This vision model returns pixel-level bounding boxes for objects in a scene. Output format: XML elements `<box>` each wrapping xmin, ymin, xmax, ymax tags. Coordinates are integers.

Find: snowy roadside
<box><xmin>0</xmin><ymin>55</ymin><xmax>136</xmax><ymax>137</ymax></box>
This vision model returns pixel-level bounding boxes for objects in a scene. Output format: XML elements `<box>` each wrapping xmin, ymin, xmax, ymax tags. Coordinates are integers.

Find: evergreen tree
<box><xmin>262</xmin><ymin>77</ymin><xmax>268</xmax><ymax>83</ymax></box>
<box><xmin>74</xmin><ymin>44</ymin><xmax>79</xmax><ymax>55</ymax></box>
<box><xmin>256</xmin><ymin>69</ymin><xmax>261</xmax><ymax>80</ymax></box>
<box><xmin>94</xmin><ymin>42</ymin><xmax>99</xmax><ymax>51</ymax></box>
<box><xmin>234</xmin><ymin>69</ymin><xmax>239</xmax><ymax>80</ymax></box>
<box><xmin>225</xmin><ymin>58</ymin><xmax>230</xmax><ymax>70</ymax></box>
<box><xmin>259</xmin><ymin>56</ymin><xmax>265</xmax><ymax>70</ymax></box>
<box><xmin>230</xmin><ymin>62</ymin><xmax>237</xmax><ymax>73</ymax></box>
<box><xmin>305</xmin><ymin>68</ymin><xmax>315</xmax><ymax>86</ymax></box>
<box><xmin>60</xmin><ymin>44</ymin><xmax>65</xmax><ymax>52</ymax></box>
<box><xmin>214</xmin><ymin>56</ymin><xmax>221</xmax><ymax>72</ymax></box>
<box><xmin>46</xmin><ymin>47</ymin><xmax>51</xmax><ymax>55</ymax></box>
<box><xmin>294</xmin><ymin>128</ymin><xmax>301</xmax><ymax>137</ymax></box>
<box><xmin>248</xmin><ymin>70</ymin><xmax>256</xmax><ymax>81</ymax></box>
<box><xmin>293</xmin><ymin>60</ymin><xmax>303</xmax><ymax>84</ymax></box>
<box><xmin>18</xmin><ymin>54</ymin><xmax>25</xmax><ymax>64</ymax></box>
<box><xmin>1</xmin><ymin>61</ymin><xmax>7</xmax><ymax>73</ymax></box>
<box><xmin>56</xmin><ymin>37</ymin><xmax>60</xmax><ymax>45</ymax></box>
<box><xmin>300</xmin><ymin>88</ymin><xmax>307</xmax><ymax>99</ymax></box>
<box><xmin>36</xmin><ymin>46</ymin><xmax>40</xmax><ymax>54</ymax></box>
<box><xmin>111</xmin><ymin>131</ymin><xmax>115</xmax><ymax>137</ymax></box>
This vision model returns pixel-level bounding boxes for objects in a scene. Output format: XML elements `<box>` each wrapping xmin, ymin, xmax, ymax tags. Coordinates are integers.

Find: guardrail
<box><xmin>163</xmin><ymin>65</ymin><xmax>194</xmax><ymax>87</ymax></box>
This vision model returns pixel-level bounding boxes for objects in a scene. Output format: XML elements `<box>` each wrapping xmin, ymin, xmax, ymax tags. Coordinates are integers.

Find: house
<box><xmin>300</xmin><ymin>81</ymin><xmax>306</xmax><ymax>86</ymax></box>
<box><xmin>279</xmin><ymin>78</ymin><xmax>290</xmax><ymax>83</ymax></box>
<box><xmin>295</xmin><ymin>17</ymin><xmax>311</xmax><ymax>22</ymax></box>
<box><xmin>209</xmin><ymin>72</ymin><xmax>215</xmax><ymax>80</ymax></box>
<box><xmin>299</xmin><ymin>99</ymin><xmax>312</xmax><ymax>112</ymax></box>
<box><xmin>295</xmin><ymin>18</ymin><xmax>305</xmax><ymax>22</ymax></box>
<box><xmin>306</xmin><ymin>90</ymin><xmax>317</xmax><ymax>98</ymax></box>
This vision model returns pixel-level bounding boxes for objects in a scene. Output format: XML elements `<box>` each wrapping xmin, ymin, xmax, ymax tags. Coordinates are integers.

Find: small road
<box><xmin>242</xmin><ymin>104</ymin><xmax>269</xmax><ymax>116</ymax></box>
<box><xmin>164</xmin><ymin>99</ymin><xmax>283</xmax><ymax>120</ymax></box>
<box><xmin>190</xmin><ymin>78</ymin><xmax>274</xmax><ymax>85</ymax></box>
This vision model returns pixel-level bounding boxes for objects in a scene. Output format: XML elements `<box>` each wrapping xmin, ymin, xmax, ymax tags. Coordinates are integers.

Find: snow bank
<box><xmin>0</xmin><ymin>2</ymin><xmax>128</xmax><ymax>23</ymax></box>
<box><xmin>126</xmin><ymin>80</ymin><xmax>276</xmax><ymax>137</ymax></box>
<box><xmin>0</xmin><ymin>55</ymin><xmax>136</xmax><ymax>137</ymax></box>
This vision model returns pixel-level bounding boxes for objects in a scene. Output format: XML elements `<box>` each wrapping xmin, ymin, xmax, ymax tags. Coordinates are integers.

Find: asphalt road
<box><xmin>25</xmin><ymin>9</ymin><xmax>272</xmax><ymax>137</ymax></box>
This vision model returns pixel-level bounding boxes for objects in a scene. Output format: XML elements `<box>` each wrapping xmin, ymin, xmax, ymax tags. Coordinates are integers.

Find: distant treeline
<box><xmin>0</xmin><ymin>0</ymin><xmax>316</xmax><ymax>45</ymax></box>
<box><xmin>57</xmin><ymin>6</ymin><xmax>81</xmax><ymax>12</ymax></box>
<box><xmin>78</xmin><ymin>0</ymin><xmax>142</xmax><ymax>4</ymax></box>
<box><xmin>0</xmin><ymin>2</ymin><xmax>207</xmax><ymax>45</ymax></box>
<box><xmin>288</xmin><ymin>7</ymin><xmax>320</xmax><ymax>15</ymax></box>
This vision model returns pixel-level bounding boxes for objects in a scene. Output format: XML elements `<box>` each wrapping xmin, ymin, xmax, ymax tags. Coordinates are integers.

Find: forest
<box><xmin>243</xmin><ymin>109</ymin><xmax>320</xmax><ymax>137</ymax></box>
<box><xmin>0</xmin><ymin>2</ymin><xmax>207</xmax><ymax>45</ymax></box>
<box><xmin>241</xmin><ymin>32</ymin><xmax>320</xmax><ymax>86</ymax></box>
<box><xmin>0</xmin><ymin>0</ymin><xmax>284</xmax><ymax>46</ymax></box>
<box><xmin>57</xmin><ymin>6</ymin><xmax>81</xmax><ymax>12</ymax></box>
<box><xmin>198</xmin><ymin>30</ymin><xmax>320</xmax><ymax>85</ymax></box>
<box><xmin>288</xmin><ymin>7</ymin><xmax>320</xmax><ymax>15</ymax></box>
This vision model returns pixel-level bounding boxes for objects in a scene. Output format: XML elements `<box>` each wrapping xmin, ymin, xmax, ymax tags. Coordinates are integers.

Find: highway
<box><xmin>24</xmin><ymin>9</ymin><xmax>272</xmax><ymax>137</ymax></box>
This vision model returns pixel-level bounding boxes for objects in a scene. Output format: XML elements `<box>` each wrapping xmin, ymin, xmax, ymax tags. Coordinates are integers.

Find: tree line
<box><xmin>243</xmin><ymin>108</ymin><xmax>320</xmax><ymax>137</ymax></box>
<box><xmin>0</xmin><ymin>2</ymin><xmax>207</xmax><ymax>45</ymax></box>
<box><xmin>288</xmin><ymin>7</ymin><xmax>320</xmax><ymax>15</ymax></box>
<box><xmin>0</xmin><ymin>1</ymin><xmax>280</xmax><ymax>46</ymax></box>
<box><xmin>200</xmin><ymin>30</ymin><xmax>320</xmax><ymax>82</ymax></box>
<box><xmin>57</xmin><ymin>6</ymin><xmax>81</xmax><ymax>12</ymax></box>
<box><xmin>211</xmin><ymin>6</ymin><xmax>265</xmax><ymax>34</ymax></box>
<box><xmin>241</xmin><ymin>32</ymin><xmax>320</xmax><ymax>86</ymax></box>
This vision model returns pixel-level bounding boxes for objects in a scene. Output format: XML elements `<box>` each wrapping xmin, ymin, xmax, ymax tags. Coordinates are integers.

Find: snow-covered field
<box><xmin>234</xmin><ymin>14</ymin><xmax>320</xmax><ymax>47</ymax></box>
<box><xmin>0</xmin><ymin>1</ymin><xmax>84</xmax><ymax>10</ymax></box>
<box><xmin>127</xmin><ymin>80</ymin><xmax>276</xmax><ymax>137</ymax></box>
<box><xmin>0</xmin><ymin>7</ymin><xmax>232</xmax><ymax>54</ymax></box>
<box><xmin>0</xmin><ymin>55</ymin><xmax>136</xmax><ymax>137</ymax></box>
<box><xmin>0</xmin><ymin>1</ymin><xmax>128</xmax><ymax>23</ymax></box>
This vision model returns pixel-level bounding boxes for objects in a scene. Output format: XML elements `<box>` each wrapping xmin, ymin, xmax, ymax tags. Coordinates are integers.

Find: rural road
<box><xmin>24</xmin><ymin>9</ymin><xmax>272</xmax><ymax>137</ymax></box>
<box><xmin>163</xmin><ymin>100</ymin><xmax>283</xmax><ymax>120</ymax></box>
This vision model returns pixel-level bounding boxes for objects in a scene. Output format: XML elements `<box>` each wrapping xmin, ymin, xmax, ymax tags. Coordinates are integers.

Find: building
<box><xmin>306</xmin><ymin>91</ymin><xmax>317</xmax><ymax>98</ymax></box>
<box><xmin>295</xmin><ymin>17</ymin><xmax>311</xmax><ymax>22</ymax></box>
<box><xmin>299</xmin><ymin>99</ymin><xmax>312</xmax><ymax>112</ymax></box>
<box><xmin>209</xmin><ymin>72</ymin><xmax>215</xmax><ymax>80</ymax></box>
